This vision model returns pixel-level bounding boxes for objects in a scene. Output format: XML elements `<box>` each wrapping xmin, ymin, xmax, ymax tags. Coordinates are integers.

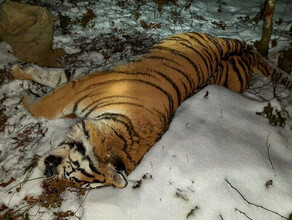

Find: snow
<box><xmin>0</xmin><ymin>0</ymin><xmax>291</xmax><ymax>219</ymax></box>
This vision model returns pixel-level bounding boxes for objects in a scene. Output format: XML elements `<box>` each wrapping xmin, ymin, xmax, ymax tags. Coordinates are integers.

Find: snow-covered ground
<box><xmin>0</xmin><ymin>0</ymin><xmax>291</xmax><ymax>219</ymax></box>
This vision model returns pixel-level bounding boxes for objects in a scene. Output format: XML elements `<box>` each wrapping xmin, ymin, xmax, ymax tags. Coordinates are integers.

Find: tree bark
<box><xmin>254</xmin><ymin>0</ymin><xmax>275</xmax><ymax>57</ymax></box>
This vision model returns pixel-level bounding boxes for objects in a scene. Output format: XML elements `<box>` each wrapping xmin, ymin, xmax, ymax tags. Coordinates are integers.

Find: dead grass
<box><xmin>0</xmin><ymin>178</ymin><xmax>87</xmax><ymax>220</ymax></box>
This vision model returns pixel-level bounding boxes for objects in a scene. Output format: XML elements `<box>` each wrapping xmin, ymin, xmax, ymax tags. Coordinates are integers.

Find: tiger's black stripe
<box><xmin>66</xmin><ymin>141</ymin><xmax>86</xmax><ymax>156</ymax></box>
<box><xmin>99</xmin><ymin>122</ymin><xmax>136</xmax><ymax>165</ymax></box>
<box><xmin>75</xmin><ymin>142</ymin><xmax>86</xmax><ymax>156</ymax></box>
<box><xmin>184</xmin><ymin>34</ymin><xmax>215</xmax><ymax>73</ymax></box>
<box><xmin>224</xmin><ymin>38</ymin><xmax>232</xmax><ymax>53</ymax></box>
<box><xmin>73</xmin><ymin>93</ymin><xmax>101</xmax><ymax>114</ymax></box>
<box><xmin>70</xmin><ymin>177</ymin><xmax>82</xmax><ymax>183</ymax></box>
<box><xmin>162</xmin><ymin>63</ymin><xmax>192</xmax><ymax>96</ymax></box>
<box><xmin>78</xmin><ymin>168</ymin><xmax>95</xmax><ymax>179</ymax></box>
<box><xmin>69</xmin><ymin>156</ymin><xmax>80</xmax><ymax>168</ymax></box>
<box><xmin>68</xmin><ymin>156</ymin><xmax>104</xmax><ymax>180</ymax></box>
<box><xmin>94</xmin><ymin>113</ymin><xmax>137</xmax><ymax>132</ymax></box>
<box><xmin>63</xmin><ymin>167</ymin><xmax>72</xmax><ymax>177</ymax></box>
<box><xmin>168</xmin><ymin>36</ymin><xmax>211</xmax><ymax>74</ymax></box>
<box><xmin>143</xmin><ymin>55</ymin><xmax>183</xmax><ymax>67</ymax></box>
<box><xmin>134</xmin><ymin>56</ymin><xmax>191</xmax><ymax>99</ymax></box>
<box><xmin>179</xmin><ymin>41</ymin><xmax>206</xmax><ymax>84</ymax></box>
<box><xmin>66</xmin><ymin>142</ymin><xmax>106</xmax><ymax>177</ymax></box>
<box><xmin>94</xmin><ymin>113</ymin><xmax>140</xmax><ymax>145</ymax></box>
<box><xmin>82</xmin><ymin>120</ymin><xmax>90</xmax><ymax>138</ymax></box>
<box><xmin>146</xmin><ymin>54</ymin><xmax>194</xmax><ymax>95</ymax></box>
<box><xmin>203</xmin><ymin>33</ymin><xmax>224</xmax><ymax>58</ymax></box>
<box><xmin>151</xmin><ymin>45</ymin><xmax>202</xmax><ymax>89</ymax></box>
<box><xmin>86</xmin><ymin>156</ymin><xmax>103</xmax><ymax>175</ymax></box>
<box><xmin>223</xmin><ymin>38</ymin><xmax>245</xmax><ymax>57</ymax></box>
<box><xmin>229</xmin><ymin>57</ymin><xmax>244</xmax><ymax>91</ymax></box>
<box><xmin>115</xmin><ymin>65</ymin><xmax>183</xmax><ymax>105</ymax></box>
<box><xmin>100</xmin><ymin>121</ymin><xmax>129</xmax><ymax>150</ymax></box>
<box><xmin>74</xmin><ymin>71</ymin><xmax>157</xmax><ymax>114</ymax></box>
<box><xmin>83</xmin><ymin>98</ymin><xmax>166</xmax><ymax>126</ymax></box>
<box><xmin>223</xmin><ymin>62</ymin><xmax>229</xmax><ymax>88</ymax></box>
<box><xmin>86</xmin><ymin>101</ymin><xmax>167</xmax><ymax>131</ymax></box>
<box><xmin>237</xmin><ymin>57</ymin><xmax>250</xmax><ymax>88</ymax></box>
<box><xmin>111</xmin><ymin>70</ymin><xmax>155</xmax><ymax>78</ymax></box>
<box><xmin>81</xmin><ymin>79</ymin><xmax>174</xmax><ymax>118</ymax></box>
<box><xmin>80</xmin><ymin>95</ymin><xmax>138</xmax><ymax>115</ymax></box>
<box><xmin>186</xmin><ymin>32</ymin><xmax>219</xmax><ymax>67</ymax></box>
<box><xmin>149</xmin><ymin>69</ymin><xmax>182</xmax><ymax>105</ymax></box>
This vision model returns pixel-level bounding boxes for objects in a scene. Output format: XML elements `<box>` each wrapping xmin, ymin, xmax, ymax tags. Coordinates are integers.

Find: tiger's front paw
<box><xmin>11</xmin><ymin>63</ymin><xmax>34</xmax><ymax>81</ymax></box>
<box><xmin>12</xmin><ymin>63</ymin><xmax>67</xmax><ymax>88</ymax></box>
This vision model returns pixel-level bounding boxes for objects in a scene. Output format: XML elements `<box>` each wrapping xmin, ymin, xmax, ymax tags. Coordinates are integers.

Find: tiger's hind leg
<box><xmin>20</xmin><ymin>82</ymin><xmax>79</xmax><ymax>119</ymax></box>
<box><xmin>12</xmin><ymin>63</ymin><xmax>68</xmax><ymax>88</ymax></box>
<box><xmin>11</xmin><ymin>63</ymin><xmax>78</xmax><ymax>119</ymax></box>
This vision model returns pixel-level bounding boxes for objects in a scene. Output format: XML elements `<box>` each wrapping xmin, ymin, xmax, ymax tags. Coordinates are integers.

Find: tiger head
<box><xmin>38</xmin><ymin>121</ymin><xmax>128</xmax><ymax>189</ymax></box>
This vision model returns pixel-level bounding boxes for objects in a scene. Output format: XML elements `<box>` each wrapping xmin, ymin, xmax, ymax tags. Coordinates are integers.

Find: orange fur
<box><xmin>12</xmin><ymin>32</ymin><xmax>291</xmax><ymax>188</ymax></box>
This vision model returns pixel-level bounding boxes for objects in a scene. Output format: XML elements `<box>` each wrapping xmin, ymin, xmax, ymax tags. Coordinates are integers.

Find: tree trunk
<box><xmin>254</xmin><ymin>0</ymin><xmax>275</xmax><ymax>57</ymax></box>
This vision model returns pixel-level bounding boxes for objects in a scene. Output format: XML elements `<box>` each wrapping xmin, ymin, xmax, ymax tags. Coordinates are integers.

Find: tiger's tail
<box><xmin>250</xmin><ymin>50</ymin><xmax>292</xmax><ymax>90</ymax></box>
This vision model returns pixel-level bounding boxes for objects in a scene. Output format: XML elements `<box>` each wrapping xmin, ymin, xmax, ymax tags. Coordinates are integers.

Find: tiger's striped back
<box><xmin>115</xmin><ymin>32</ymin><xmax>290</xmax><ymax>112</ymax></box>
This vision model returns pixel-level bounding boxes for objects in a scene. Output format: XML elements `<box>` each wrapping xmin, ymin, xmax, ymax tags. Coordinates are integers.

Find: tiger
<box><xmin>11</xmin><ymin>32</ymin><xmax>292</xmax><ymax>189</ymax></box>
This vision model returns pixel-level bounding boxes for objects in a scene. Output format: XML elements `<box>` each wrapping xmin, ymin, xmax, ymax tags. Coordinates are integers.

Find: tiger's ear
<box><xmin>106</xmin><ymin>164</ymin><xmax>128</xmax><ymax>188</ymax></box>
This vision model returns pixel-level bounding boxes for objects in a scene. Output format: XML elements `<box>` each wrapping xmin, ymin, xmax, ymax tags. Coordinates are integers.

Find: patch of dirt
<box><xmin>0</xmin><ymin>66</ymin><xmax>14</xmax><ymax>84</ymax></box>
<box><xmin>0</xmin><ymin>96</ymin><xmax>8</xmax><ymax>133</ymax></box>
<box><xmin>11</xmin><ymin>123</ymin><xmax>46</xmax><ymax>150</ymax></box>
<box><xmin>132</xmin><ymin>173</ymin><xmax>152</xmax><ymax>189</ymax></box>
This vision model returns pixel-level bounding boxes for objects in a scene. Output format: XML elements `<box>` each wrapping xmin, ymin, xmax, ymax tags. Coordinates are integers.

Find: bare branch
<box><xmin>235</xmin><ymin>208</ymin><xmax>253</xmax><ymax>220</ymax></box>
<box><xmin>225</xmin><ymin>179</ymin><xmax>288</xmax><ymax>219</ymax></box>
<box><xmin>71</xmin><ymin>189</ymin><xmax>91</xmax><ymax>220</ymax></box>
<box><xmin>219</xmin><ymin>214</ymin><xmax>225</xmax><ymax>220</ymax></box>
<box><xmin>266</xmin><ymin>131</ymin><xmax>275</xmax><ymax>170</ymax></box>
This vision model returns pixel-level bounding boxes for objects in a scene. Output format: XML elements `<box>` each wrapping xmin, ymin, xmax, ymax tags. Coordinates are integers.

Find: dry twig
<box><xmin>235</xmin><ymin>208</ymin><xmax>253</xmax><ymax>220</ymax></box>
<box><xmin>266</xmin><ymin>131</ymin><xmax>275</xmax><ymax>170</ymax></box>
<box><xmin>225</xmin><ymin>179</ymin><xmax>288</xmax><ymax>219</ymax></box>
